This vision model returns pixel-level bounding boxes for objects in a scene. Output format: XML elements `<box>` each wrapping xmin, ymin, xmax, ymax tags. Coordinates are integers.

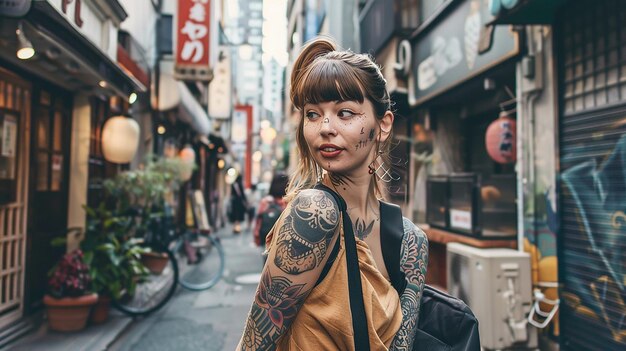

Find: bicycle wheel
<box><xmin>174</xmin><ymin>233</ymin><xmax>225</xmax><ymax>291</ymax></box>
<box><xmin>112</xmin><ymin>246</ymin><xmax>178</xmax><ymax>316</ymax></box>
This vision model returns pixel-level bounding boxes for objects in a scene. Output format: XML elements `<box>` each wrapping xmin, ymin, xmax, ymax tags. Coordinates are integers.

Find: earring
<box><xmin>316</xmin><ymin>164</ymin><xmax>323</xmax><ymax>183</ymax></box>
<box><xmin>368</xmin><ymin>150</ymin><xmax>400</xmax><ymax>183</ymax></box>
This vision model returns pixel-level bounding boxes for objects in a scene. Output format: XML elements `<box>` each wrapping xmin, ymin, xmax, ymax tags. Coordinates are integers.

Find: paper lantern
<box><xmin>485</xmin><ymin>112</ymin><xmax>516</xmax><ymax>164</ymax></box>
<box><xmin>179</xmin><ymin>145</ymin><xmax>196</xmax><ymax>181</ymax></box>
<box><xmin>101</xmin><ymin>116</ymin><xmax>140</xmax><ymax>164</ymax></box>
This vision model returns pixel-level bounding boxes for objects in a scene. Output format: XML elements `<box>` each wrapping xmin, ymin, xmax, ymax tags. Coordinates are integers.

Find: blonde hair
<box><xmin>285</xmin><ymin>37</ymin><xmax>394</xmax><ymax>202</ymax></box>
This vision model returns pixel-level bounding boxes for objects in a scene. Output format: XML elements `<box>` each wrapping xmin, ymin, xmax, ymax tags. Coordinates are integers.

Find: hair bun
<box><xmin>290</xmin><ymin>37</ymin><xmax>337</xmax><ymax>107</ymax></box>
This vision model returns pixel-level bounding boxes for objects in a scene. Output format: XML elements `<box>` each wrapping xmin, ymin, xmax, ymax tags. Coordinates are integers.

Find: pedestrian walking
<box><xmin>246</xmin><ymin>184</ymin><xmax>260</xmax><ymax>232</ymax></box>
<box><xmin>229</xmin><ymin>174</ymin><xmax>248</xmax><ymax>234</ymax></box>
<box><xmin>237</xmin><ymin>37</ymin><xmax>429</xmax><ymax>350</ymax></box>
<box><xmin>253</xmin><ymin>173</ymin><xmax>289</xmax><ymax>253</ymax></box>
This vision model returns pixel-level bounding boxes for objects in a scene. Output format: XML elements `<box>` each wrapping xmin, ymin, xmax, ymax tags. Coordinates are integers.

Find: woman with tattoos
<box><xmin>237</xmin><ymin>37</ymin><xmax>429</xmax><ymax>351</ymax></box>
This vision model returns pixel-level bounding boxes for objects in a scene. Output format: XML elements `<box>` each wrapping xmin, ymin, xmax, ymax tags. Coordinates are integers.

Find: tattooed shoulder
<box><xmin>273</xmin><ymin>189</ymin><xmax>340</xmax><ymax>275</ymax></box>
<box><xmin>402</xmin><ymin>217</ymin><xmax>428</xmax><ymax>244</ymax></box>
<box><xmin>400</xmin><ymin>217</ymin><xmax>429</xmax><ymax>285</ymax></box>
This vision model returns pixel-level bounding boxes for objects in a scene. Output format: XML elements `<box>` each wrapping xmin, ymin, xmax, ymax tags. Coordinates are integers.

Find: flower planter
<box><xmin>44</xmin><ymin>293</ymin><xmax>98</xmax><ymax>332</ymax></box>
<box><xmin>90</xmin><ymin>295</ymin><xmax>111</xmax><ymax>324</ymax></box>
<box><xmin>141</xmin><ymin>251</ymin><xmax>169</xmax><ymax>275</ymax></box>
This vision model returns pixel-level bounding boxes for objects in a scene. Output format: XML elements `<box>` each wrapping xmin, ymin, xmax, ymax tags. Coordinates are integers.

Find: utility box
<box><xmin>447</xmin><ymin>243</ymin><xmax>537</xmax><ymax>350</ymax></box>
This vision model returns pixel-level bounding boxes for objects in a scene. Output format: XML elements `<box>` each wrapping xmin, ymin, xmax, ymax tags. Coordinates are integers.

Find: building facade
<box><xmin>0</xmin><ymin>0</ymin><xmax>145</xmax><ymax>341</ymax></box>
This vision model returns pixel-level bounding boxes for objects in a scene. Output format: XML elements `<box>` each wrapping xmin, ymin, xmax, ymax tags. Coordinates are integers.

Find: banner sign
<box><xmin>175</xmin><ymin>0</ymin><xmax>212</xmax><ymax>81</ymax></box>
<box><xmin>410</xmin><ymin>0</ymin><xmax>519</xmax><ymax>105</ymax></box>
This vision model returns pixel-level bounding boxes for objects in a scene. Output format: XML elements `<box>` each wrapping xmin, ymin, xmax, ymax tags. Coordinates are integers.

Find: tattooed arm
<box><xmin>237</xmin><ymin>189</ymin><xmax>340</xmax><ymax>350</ymax></box>
<box><xmin>389</xmin><ymin>218</ymin><xmax>429</xmax><ymax>351</ymax></box>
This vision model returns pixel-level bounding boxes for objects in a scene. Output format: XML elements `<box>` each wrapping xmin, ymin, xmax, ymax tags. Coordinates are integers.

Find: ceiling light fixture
<box><xmin>16</xmin><ymin>22</ymin><xmax>35</xmax><ymax>60</ymax></box>
<box><xmin>98</xmin><ymin>80</ymin><xmax>107</xmax><ymax>88</ymax></box>
<box><xmin>128</xmin><ymin>92</ymin><xmax>137</xmax><ymax>104</ymax></box>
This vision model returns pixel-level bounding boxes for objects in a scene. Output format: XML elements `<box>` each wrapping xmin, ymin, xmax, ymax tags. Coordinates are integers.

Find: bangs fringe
<box><xmin>294</xmin><ymin>59</ymin><xmax>365</xmax><ymax>109</ymax></box>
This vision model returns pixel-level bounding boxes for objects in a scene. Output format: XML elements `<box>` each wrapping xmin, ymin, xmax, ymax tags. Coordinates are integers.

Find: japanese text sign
<box><xmin>175</xmin><ymin>0</ymin><xmax>212</xmax><ymax>81</ymax></box>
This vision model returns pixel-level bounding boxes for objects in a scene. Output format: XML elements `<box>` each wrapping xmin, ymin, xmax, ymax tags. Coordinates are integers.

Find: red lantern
<box><xmin>485</xmin><ymin>111</ymin><xmax>516</xmax><ymax>164</ymax></box>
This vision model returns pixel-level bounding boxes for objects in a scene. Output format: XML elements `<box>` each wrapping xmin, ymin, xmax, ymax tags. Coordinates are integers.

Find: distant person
<box><xmin>254</xmin><ymin>173</ymin><xmax>289</xmax><ymax>250</ymax></box>
<box><xmin>246</xmin><ymin>183</ymin><xmax>260</xmax><ymax>232</ymax></box>
<box><xmin>229</xmin><ymin>174</ymin><xmax>248</xmax><ymax>234</ymax></box>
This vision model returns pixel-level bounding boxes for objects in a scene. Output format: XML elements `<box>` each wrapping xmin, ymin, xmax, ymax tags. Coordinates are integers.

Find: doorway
<box><xmin>24</xmin><ymin>86</ymin><xmax>72</xmax><ymax>311</ymax></box>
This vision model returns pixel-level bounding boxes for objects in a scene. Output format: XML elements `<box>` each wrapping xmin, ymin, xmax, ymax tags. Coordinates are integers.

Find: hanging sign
<box><xmin>208</xmin><ymin>47</ymin><xmax>232</xmax><ymax>119</ymax></box>
<box><xmin>485</xmin><ymin>111</ymin><xmax>516</xmax><ymax>164</ymax></box>
<box><xmin>175</xmin><ymin>0</ymin><xmax>213</xmax><ymax>81</ymax></box>
<box><xmin>410</xmin><ymin>0</ymin><xmax>520</xmax><ymax>105</ymax></box>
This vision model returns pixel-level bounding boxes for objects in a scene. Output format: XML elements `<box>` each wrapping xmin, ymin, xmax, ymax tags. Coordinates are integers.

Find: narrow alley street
<box><xmin>108</xmin><ymin>226</ymin><xmax>262</xmax><ymax>351</ymax></box>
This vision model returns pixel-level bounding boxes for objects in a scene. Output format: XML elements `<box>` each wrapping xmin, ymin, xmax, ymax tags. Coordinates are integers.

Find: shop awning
<box><xmin>158</xmin><ymin>61</ymin><xmax>211</xmax><ymax>136</ymax></box>
<box><xmin>489</xmin><ymin>0</ymin><xmax>569</xmax><ymax>25</ymax></box>
<box><xmin>1</xmin><ymin>2</ymin><xmax>148</xmax><ymax>97</ymax></box>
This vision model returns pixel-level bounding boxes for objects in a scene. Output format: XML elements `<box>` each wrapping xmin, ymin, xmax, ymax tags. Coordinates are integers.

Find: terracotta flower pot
<box><xmin>44</xmin><ymin>293</ymin><xmax>98</xmax><ymax>332</ymax></box>
<box><xmin>141</xmin><ymin>251</ymin><xmax>169</xmax><ymax>275</ymax></box>
<box><xmin>90</xmin><ymin>295</ymin><xmax>111</xmax><ymax>324</ymax></box>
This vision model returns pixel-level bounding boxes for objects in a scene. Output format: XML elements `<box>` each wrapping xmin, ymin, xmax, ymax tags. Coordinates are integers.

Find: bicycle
<box><xmin>112</xmin><ymin>190</ymin><xmax>225</xmax><ymax>316</ymax></box>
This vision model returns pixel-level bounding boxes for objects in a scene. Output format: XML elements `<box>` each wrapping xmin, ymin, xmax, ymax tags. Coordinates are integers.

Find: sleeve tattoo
<box><xmin>240</xmin><ymin>190</ymin><xmax>339</xmax><ymax>350</ymax></box>
<box><xmin>389</xmin><ymin>218</ymin><xmax>429</xmax><ymax>351</ymax></box>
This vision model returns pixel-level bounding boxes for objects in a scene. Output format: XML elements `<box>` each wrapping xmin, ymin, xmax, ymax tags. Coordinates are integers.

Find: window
<box><xmin>561</xmin><ymin>1</ymin><xmax>626</xmax><ymax>114</ymax></box>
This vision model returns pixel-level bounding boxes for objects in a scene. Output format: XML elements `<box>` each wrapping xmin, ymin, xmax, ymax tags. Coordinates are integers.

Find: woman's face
<box><xmin>302</xmin><ymin>99</ymin><xmax>383</xmax><ymax>177</ymax></box>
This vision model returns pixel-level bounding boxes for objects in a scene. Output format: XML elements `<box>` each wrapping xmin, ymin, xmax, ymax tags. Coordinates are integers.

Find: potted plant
<box><xmin>75</xmin><ymin>155</ymin><xmax>184</xmax><ymax>321</ymax></box>
<box><xmin>78</xmin><ymin>204</ymin><xmax>150</xmax><ymax>324</ymax></box>
<box><xmin>101</xmin><ymin>156</ymin><xmax>185</xmax><ymax>275</ymax></box>
<box><xmin>44</xmin><ymin>250</ymin><xmax>98</xmax><ymax>332</ymax></box>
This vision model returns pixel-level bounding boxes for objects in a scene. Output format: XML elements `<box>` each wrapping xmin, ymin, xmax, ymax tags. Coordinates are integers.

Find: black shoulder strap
<box><xmin>380</xmin><ymin>201</ymin><xmax>407</xmax><ymax>296</ymax></box>
<box><xmin>314</xmin><ymin>184</ymin><xmax>371</xmax><ymax>351</ymax></box>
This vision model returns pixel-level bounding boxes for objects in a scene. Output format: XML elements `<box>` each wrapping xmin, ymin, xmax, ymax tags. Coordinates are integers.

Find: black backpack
<box><xmin>258</xmin><ymin>198</ymin><xmax>283</xmax><ymax>246</ymax></box>
<box><xmin>313</xmin><ymin>184</ymin><xmax>480</xmax><ymax>350</ymax></box>
<box><xmin>380</xmin><ymin>201</ymin><xmax>481</xmax><ymax>351</ymax></box>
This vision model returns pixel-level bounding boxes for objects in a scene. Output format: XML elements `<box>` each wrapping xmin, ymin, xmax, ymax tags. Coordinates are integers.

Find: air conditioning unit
<box><xmin>447</xmin><ymin>243</ymin><xmax>537</xmax><ymax>350</ymax></box>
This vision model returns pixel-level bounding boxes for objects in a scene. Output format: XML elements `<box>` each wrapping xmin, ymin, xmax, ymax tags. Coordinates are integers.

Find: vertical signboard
<box><xmin>208</xmin><ymin>47</ymin><xmax>232</xmax><ymax>119</ymax></box>
<box><xmin>231</xmin><ymin>105</ymin><xmax>248</xmax><ymax>187</ymax></box>
<box><xmin>231</xmin><ymin>107</ymin><xmax>248</xmax><ymax>144</ymax></box>
<box><xmin>175</xmin><ymin>0</ymin><xmax>213</xmax><ymax>81</ymax></box>
<box><xmin>233</xmin><ymin>105</ymin><xmax>253</xmax><ymax>189</ymax></box>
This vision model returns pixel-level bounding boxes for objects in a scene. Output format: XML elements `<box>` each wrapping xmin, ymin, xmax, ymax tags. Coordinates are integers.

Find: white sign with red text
<box><xmin>450</xmin><ymin>209</ymin><xmax>472</xmax><ymax>231</ymax></box>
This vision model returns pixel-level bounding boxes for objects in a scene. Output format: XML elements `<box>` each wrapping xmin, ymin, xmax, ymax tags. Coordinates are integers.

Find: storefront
<box><xmin>0</xmin><ymin>0</ymin><xmax>144</xmax><ymax>335</ymax></box>
<box><xmin>406</xmin><ymin>0</ymin><xmax>521</xmax><ymax>285</ymax></box>
<box><xmin>494</xmin><ymin>0</ymin><xmax>626</xmax><ymax>349</ymax></box>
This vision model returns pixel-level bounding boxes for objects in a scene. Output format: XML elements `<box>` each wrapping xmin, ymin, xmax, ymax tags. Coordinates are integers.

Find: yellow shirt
<box><xmin>266</xmin><ymin>223</ymin><xmax>403</xmax><ymax>350</ymax></box>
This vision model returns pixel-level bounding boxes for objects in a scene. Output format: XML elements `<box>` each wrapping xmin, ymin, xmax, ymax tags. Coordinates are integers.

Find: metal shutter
<box><xmin>558</xmin><ymin>1</ymin><xmax>626</xmax><ymax>350</ymax></box>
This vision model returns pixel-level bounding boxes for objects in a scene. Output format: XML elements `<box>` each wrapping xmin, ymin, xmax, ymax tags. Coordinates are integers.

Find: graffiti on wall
<box><xmin>561</xmin><ymin>133</ymin><xmax>626</xmax><ymax>344</ymax></box>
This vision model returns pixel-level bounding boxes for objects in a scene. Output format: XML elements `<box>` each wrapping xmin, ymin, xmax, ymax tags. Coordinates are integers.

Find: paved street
<box><xmin>109</xmin><ymin>226</ymin><xmax>264</xmax><ymax>351</ymax></box>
